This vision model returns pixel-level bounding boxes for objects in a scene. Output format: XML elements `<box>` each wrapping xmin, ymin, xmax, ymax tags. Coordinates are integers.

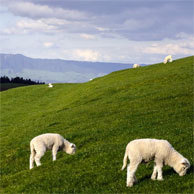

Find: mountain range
<box><xmin>0</xmin><ymin>53</ymin><xmax>138</xmax><ymax>83</ymax></box>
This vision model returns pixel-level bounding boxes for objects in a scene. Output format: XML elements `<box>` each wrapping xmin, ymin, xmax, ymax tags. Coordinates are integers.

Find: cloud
<box><xmin>144</xmin><ymin>44</ymin><xmax>193</xmax><ymax>55</ymax></box>
<box><xmin>95</xmin><ymin>27</ymin><xmax>109</xmax><ymax>32</ymax></box>
<box><xmin>3</xmin><ymin>0</ymin><xmax>87</xmax><ymax>20</ymax></box>
<box><xmin>73</xmin><ymin>49</ymin><xmax>100</xmax><ymax>61</ymax></box>
<box><xmin>1</xmin><ymin>0</ymin><xmax>193</xmax><ymax>41</ymax></box>
<box><xmin>0</xmin><ymin>0</ymin><xmax>193</xmax><ymax>64</ymax></box>
<box><xmin>17</xmin><ymin>19</ymin><xmax>56</xmax><ymax>31</ymax></box>
<box><xmin>143</xmin><ymin>35</ymin><xmax>194</xmax><ymax>56</ymax></box>
<box><xmin>43</xmin><ymin>42</ymin><xmax>53</xmax><ymax>48</ymax></box>
<box><xmin>80</xmin><ymin>33</ymin><xmax>96</xmax><ymax>40</ymax></box>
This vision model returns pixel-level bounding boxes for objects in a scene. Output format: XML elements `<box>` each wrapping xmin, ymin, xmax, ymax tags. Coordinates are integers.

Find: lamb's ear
<box><xmin>71</xmin><ymin>144</ymin><xmax>75</xmax><ymax>148</ymax></box>
<box><xmin>181</xmin><ymin>160</ymin><xmax>190</xmax><ymax>167</ymax></box>
<box><xmin>63</xmin><ymin>140</ymin><xmax>67</xmax><ymax>146</ymax></box>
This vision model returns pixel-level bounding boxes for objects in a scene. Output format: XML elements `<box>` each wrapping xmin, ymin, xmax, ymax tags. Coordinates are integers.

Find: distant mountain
<box><xmin>0</xmin><ymin>53</ymin><xmax>137</xmax><ymax>83</ymax></box>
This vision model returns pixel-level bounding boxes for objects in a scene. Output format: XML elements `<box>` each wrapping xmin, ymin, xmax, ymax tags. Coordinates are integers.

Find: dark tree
<box><xmin>0</xmin><ymin>76</ymin><xmax>45</xmax><ymax>85</ymax></box>
<box><xmin>0</xmin><ymin>76</ymin><xmax>11</xmax><ymax>83</ymax></box>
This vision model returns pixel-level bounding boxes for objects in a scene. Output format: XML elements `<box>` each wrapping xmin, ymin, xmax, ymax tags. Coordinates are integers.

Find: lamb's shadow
<box><xmin>138</xmin><ymin>164</ymin><xmax>193</xmax><ymax>183</ymax></box>
<box><xmin>186</xmin><ymin>164</ymin><xmax>194</xmax><ymax>175</ymax></box>
<box><xmin>163</xmin><ymin>164</ymin><xmax>194</xmax><ymax>176</ymax></box>
<box><xmin>138</xmin><ymin>174</ymin><xmax>151</xmax><ymax>182</ymax></box>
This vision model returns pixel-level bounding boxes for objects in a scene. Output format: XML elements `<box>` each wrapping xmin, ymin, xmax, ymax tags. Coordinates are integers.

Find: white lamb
<box><xmin>30</xmin><ymin>133</ymin><xmax>76</xmax><ymax>169</ymax></box>
<box><xmin>133</xmin><ymin>64</ymin><xmax>140</xmax><ymax>68</ymax></box>
<box><xmin>121</xmin><ymin>139</ymin><xmax>190</xmax><ymax>187</ymax></box>
<box><xmin>48</xmin><ymin>83</ymin><xmax>53</xmax><ymax>88</ymax></box>
<box><xmin>163</xmin><ymin>55</ymin><xmax>173</xmax><ymax>64</ymax></box>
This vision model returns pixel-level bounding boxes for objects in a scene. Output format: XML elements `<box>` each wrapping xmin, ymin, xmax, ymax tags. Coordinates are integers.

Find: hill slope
<box><xmin>0</xmin><ymin>56</ymin><xmax>193</xmax><ymax>193</ymax></box>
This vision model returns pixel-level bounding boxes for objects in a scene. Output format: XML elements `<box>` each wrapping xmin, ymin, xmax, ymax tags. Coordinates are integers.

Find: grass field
<box><xmin>0</xmin><ymin>56</ymin><xmax>193</xmax><ymax>193</ymax></box>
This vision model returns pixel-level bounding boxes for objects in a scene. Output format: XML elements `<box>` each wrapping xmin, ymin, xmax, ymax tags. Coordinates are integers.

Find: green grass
<box><xmin>0</xmin><ymin>56</ymin><xmax>193</xmax><ymax>193</ymax></box>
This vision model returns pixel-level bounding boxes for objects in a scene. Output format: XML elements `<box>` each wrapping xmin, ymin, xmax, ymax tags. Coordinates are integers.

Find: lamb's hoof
<box><xmin>127</xmin><ymin>182</ymin><xmax>134</xmax><ymax>187</ymax></box>
<box><xmin>151</xmin><ymin>176</ymin><xmax>156</xmax><ymax>181</ymax></box>
<box><xmin>157</xmin><ymin>178</ymin><xmax>164</xmax><ymax>181</ymax></box>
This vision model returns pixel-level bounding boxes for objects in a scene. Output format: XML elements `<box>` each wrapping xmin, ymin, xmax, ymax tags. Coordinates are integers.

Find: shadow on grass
<box><xmin>187</xmin><ymin>164</ymin><xmax>194</xmax><ymax>175</ymax></box>
<box><xmin>138</xmin><ymin>174</ymin><xmax>151</xmax><ymax>183</ymax></box>
<box><xmin>163</xmin><ymin>164</ymin><xmax>194</xmax><ymax>176</ymax></box>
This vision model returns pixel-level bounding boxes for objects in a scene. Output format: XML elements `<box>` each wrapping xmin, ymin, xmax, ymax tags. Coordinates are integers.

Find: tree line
<box><xmin>0</xmin><ymin>76</ymin><xmax>45</xmax><ymax>85</ymax></box>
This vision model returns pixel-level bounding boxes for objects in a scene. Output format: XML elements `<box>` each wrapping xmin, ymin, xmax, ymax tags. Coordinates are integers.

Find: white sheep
<box><xmin>29</xmin><ymin>133</ymin><xmax>76</xmax><ymax>169</ymax></box>
<box><xmin>48</xmin><ymin>83</ymin><xmax>53</xmax><ymax>88</ymax></box>
<box><xmin>163</xmin><ymin>55</ymin><xmax>173</xmax><ymax>64</ymax></box>
<box><xmin>133</xmin><ymin>64</ymin><xmax>140</xmax><ymax>68</ymax></box>
<box><xmin>121</xmin><ymin>139</ymin><xmax>190</xmax><ymax>187</ymax></box>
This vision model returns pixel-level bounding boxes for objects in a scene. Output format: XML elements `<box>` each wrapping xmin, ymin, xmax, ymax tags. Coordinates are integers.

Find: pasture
<box><xmin>0</xmin><ymin>56</ymin><xmax>193</xmax><ymax>193</ymax></box>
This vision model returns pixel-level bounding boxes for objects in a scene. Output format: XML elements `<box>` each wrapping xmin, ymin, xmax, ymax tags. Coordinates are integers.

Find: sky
<box><xmin>0</xmin><ymin>0</ymin><xmax>193</xmax><ymax>64</ymax></box>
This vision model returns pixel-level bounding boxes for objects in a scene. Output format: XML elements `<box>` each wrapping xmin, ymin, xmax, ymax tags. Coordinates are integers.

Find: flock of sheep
<box><xmin>32</xmin><ymin>55</ymin><xmax>190</xmax><ymax>187</ymax></box>
<box><xmin>29</xmin><ymin>134</ymin><xmax>190</xmax><ymax>187</ymax></box>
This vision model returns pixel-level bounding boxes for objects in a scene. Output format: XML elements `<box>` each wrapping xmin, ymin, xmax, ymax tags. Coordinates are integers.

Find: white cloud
<box><xmin>16</xmin><ymin>19</ymin><xmax>56</xmax><ymax>31</ymax></box>
<box><xmin>6</xmin><ymin>1</ymin><xmax>87</xmax><ymax>20</ymax></box>
<box><xmin>144</xmin><ymin>42</ymin><xmax>194</xmax><ymax>55</ymax></box>
<box><xmin>43</xmin><ymin>42</ymin><xmax>53</xmax><ymax>48</ymax></box>
<box><xmin>95</xmin><ymin>27</ymin><xmax>109</xmax><ymax>32</ymax></box>
<box><xmin>80</xmin><ymin>33</ymin><xmax>96</xmax><ymax>40</ymax></box>
<box><xmin>73</xmin><ymin>49</ymin><xmax>100</xmax><ymax>61</ymax></box>
<box><xmin>1</xmin><ymin>0</ymin><xmax>193</xmax><ymax>42</ymax></box>
<box><xmin>0</xmin><ymin>1</ymin><xmax>193</xmax><ymax>64</ymax></box>
<box><xmin>1</xmin><ymin>17</ymin><xmax>72</xmax><ymax>35</ymax></box>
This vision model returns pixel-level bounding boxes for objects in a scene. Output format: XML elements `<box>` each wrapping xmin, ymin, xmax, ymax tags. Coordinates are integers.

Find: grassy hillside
<box><xmin>0</xmin><ymin>56</ymin><xmax>193</xmax><ymax>193</ymax></box>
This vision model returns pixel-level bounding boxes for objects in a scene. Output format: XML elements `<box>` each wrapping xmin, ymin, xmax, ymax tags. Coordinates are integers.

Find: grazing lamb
<box><xmin>121</xmin><ymin>139</ymin><xmax>190</xmax><ymax>187</ymax></box>
<box><xmin>30</xmin><ymin>133</ymin><xmax>76</xmax><ymax>169</ymax></box>
<box><xmin>133</xmin><ymin>64</ymin><xmax>140</xmax><ymax>68</ymax></box>
<box><xmin>163</xmin><ymin>55</ymin><xmax>173</xmax><ymax>64</ymax></box>
<box><xmin>48</xmin><ymin>83</ymin><xmax>53</xmax><ymax>88</ymax></box>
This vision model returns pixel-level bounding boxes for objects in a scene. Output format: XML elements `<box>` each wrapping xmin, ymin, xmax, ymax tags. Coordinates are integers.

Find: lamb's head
<box><xmin>174</xmin><ymin>158</ymin><xmax>190</xmax><ymax>176</ymax></box>
<box><xmin>64</xmin><ymin>142</ymin><xmax>76</xmax><ymax>155</ymax></box>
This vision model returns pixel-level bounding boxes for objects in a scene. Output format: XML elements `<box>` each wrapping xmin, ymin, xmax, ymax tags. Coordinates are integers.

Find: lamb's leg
<box><xmin>155</xmin><ymin>158</ymin><xmax>164</xmax><ymax>180</ymax></box>
<box><xmin>157</xmin><ymin>166</ymin><xmax>163</xmax><ymax>180</ymax></box>
<box><xmin>30</xmin><ymin>153</ymin><xmax>35</xmax><ymax>169</ymax></box>
<box><xmin>29</xmin><ymin>143</ymin><xmax>36</xmax><ymax>169</ymax></box>
<box><xmin>127</xmin><ymin>162</ymin><xmax>140</xmax><ymax>187</ymax></box>
<box><xmin>35</xmin><ymin>151</ymin><xmax>45</xmax><ymax>167</ymax></box>
<box><xmin>151</xmin><ymin>165</ymin><xmax>157</xmax><ymax>180</ymax></box>
<box><xmin>52</xmin><ymin>145</ymin><xmax>59</xmax><ymax>161</ymax></box>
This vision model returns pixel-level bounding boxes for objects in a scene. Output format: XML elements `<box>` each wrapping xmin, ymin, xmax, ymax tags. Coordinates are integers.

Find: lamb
<box><xmin>48</xmin><ymin>83</ymin><xmax>53</xmax><ymax>88</ymax></box>
<box><xmin>133</xmin><ymin>64</ymin><xmax>140</xmax><ymax>68</ymax></box>
<box><xmin>163</xmin><ymin>55</ymin><xmax>173</xmax><ymax>64</ymax></box>
<box><xmin>121</xmin><ymin>139</ymin><xmax>190</xmax><ymax>187</ymax></box>
<box><xmin>30</xmin><ymin>133</ymin><xmax>76</xmax><ymax>169</ymax></box>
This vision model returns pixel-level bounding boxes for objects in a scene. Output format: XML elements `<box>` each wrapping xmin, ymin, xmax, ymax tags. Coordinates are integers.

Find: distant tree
<box><xmin>0</xmin><ymin>76</ymin><xmax>45</xmax><ymax>85</ymax></box>
<box><xmin>0</xmin><ymin>76</ymin><xmax>11</xmax><ymax>83</ymax></box>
